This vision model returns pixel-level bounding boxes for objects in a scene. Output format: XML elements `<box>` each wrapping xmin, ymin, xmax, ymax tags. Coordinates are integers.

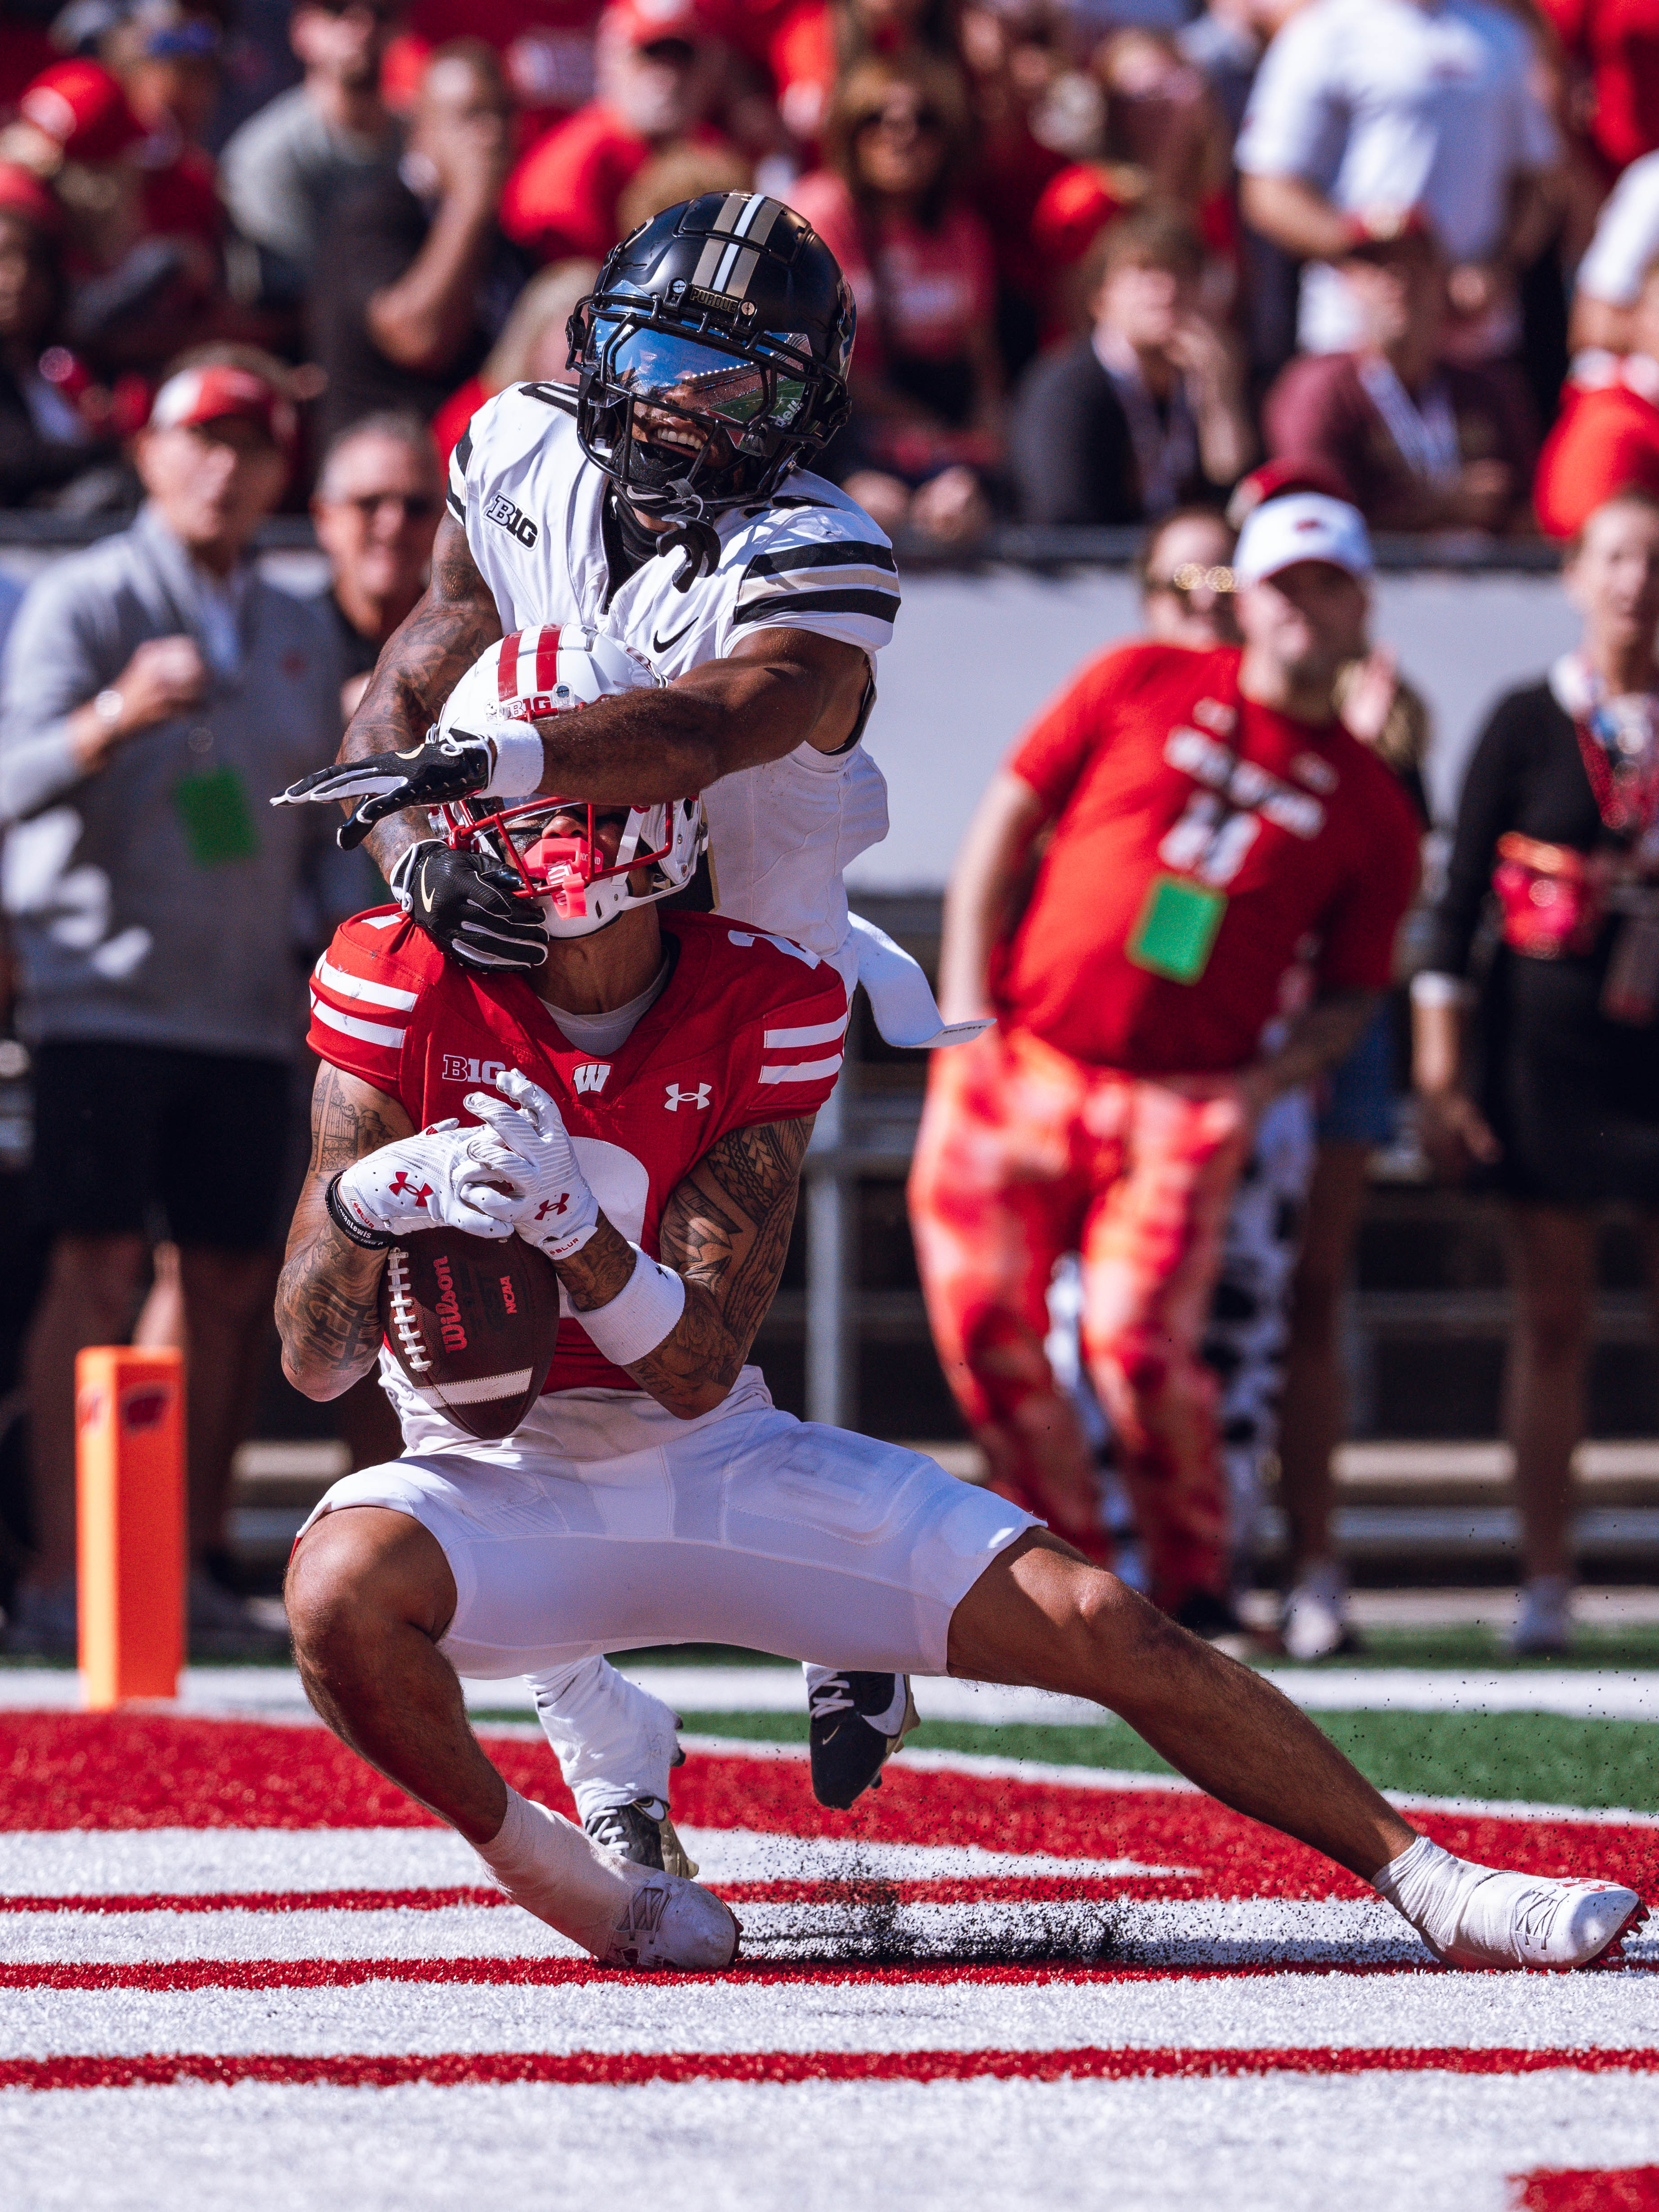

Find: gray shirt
<box><xmin>221</xmin><ymin>83</ymin><xmax>401</xmax><ymax>284</ymax></box>
<box><xmin>0</xmin><ymin>506</ymin><xmax>353</xmax><ymax>1060</ymax></box>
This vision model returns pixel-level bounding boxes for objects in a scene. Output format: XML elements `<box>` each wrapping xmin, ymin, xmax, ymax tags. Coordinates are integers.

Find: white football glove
<box><xmin>463</xmin><ymin>1068</ymin><xmax>601</xmax><ymax>1261</ymax></box>
<box><xmin>334</xmin><ymin>1121</ymin><xmax>515</xmax><ymax>1242</ymax></box>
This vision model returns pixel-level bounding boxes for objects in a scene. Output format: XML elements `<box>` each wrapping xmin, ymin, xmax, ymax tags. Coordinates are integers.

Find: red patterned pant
<box><xmin>908</xmin><ymin>1026</ymin><xmax>1252</xmax><ymax>1612</ymax></box>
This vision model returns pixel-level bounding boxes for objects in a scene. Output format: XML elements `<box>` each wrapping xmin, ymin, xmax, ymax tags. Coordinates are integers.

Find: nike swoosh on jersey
<box><xmin>652</xmin><ymin>617</ymin><xmax>697</xmax><ymax>653</ymax></box>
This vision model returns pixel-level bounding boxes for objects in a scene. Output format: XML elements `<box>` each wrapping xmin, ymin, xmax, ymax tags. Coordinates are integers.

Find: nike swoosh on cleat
<box><xmin>652</xmin><ymin>618</ymin><xmax>696</xmax><ymax>653</ymax></box>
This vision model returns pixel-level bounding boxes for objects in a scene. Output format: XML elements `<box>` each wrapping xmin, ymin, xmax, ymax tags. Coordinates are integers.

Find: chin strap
<box><xmin>659</xmin><ymin>517</ymin><xmax>722</xmax><ymax>592</ymax></box>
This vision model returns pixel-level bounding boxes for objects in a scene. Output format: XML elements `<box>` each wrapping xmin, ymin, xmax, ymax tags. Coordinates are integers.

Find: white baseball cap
<box><xmin>1233</xmin><ymin>492</ymin><xmax>1373</xmax><ymax>587</ymax></box>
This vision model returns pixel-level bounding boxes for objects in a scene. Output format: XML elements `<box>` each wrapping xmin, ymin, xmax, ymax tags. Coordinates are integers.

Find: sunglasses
<box><xmin>855</xmin><ymin>104</ymin><xmax>944</xmax><ymax>134</ymax></box>
<box><xmin>1149</xmin><ymin>562</ymin><xmax>1235</xmax><ymax>599</ymax></box>
<box><xmin>340</xmin><ymin>492</ymin><xmax>438</xmax><ymax>518</ymax></box>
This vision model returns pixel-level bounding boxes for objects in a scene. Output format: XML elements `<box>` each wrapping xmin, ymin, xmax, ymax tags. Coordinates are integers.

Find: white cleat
<box><xmin>599</xmin><ymin>1873</ymin><xmax>741</xmax><ymax>1972</ymax></box>
<box><xmin>1422</xmin><ymin>1864</ymin><xmax>1646</xmax><ymax>1970</ymax></box>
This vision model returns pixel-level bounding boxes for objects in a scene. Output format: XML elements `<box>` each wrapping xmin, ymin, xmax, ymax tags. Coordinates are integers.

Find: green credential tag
<box><xmin>173</xmin><ymin>764</ymin><xmax>258</xmax><ymax>867</ymax></box>
<box><xmin>1125</xmin><ymin>873</ymin><xmax>1227</xmax><ymax>984</ymax></box>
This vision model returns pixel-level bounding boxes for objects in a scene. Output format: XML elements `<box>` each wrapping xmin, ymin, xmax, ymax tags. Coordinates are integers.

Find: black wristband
<box><xmin>326</xmin><ymin>1172</ymin><xmax>398</xmax><ymax>1251</ymax></box>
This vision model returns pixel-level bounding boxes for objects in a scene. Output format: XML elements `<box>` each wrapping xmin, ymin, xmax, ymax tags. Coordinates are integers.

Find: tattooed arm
<box><xmin>554</xmin><ymin>1115</ymin><xmax>814</xmax><ymax>1419</ymax></box>
<box><xmin>277</xmin><ymin>1063</ymin><xmax>416</xmax><ymax>1399</ymax></box>
<box><xmin>336</xmin><ymin>514</ymin><xmax>503</xmax><ymax>876</ymax></box>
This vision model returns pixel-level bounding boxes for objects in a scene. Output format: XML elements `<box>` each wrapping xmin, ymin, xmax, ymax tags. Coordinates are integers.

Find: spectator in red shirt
<box><xmin>1536</xmin><ymin>248</ymin><xmax>1659</xmax><ymax>536</ymax></box>
<box><xmin>1263</xmin><ymin>219</ymin><xmax>1538</xmax><ymax>535</ymax></box>
<box><xmin>790</xmin><ymin>50</ymin><xmax>1002</xmax><ymax>543</ymax></box>
<box><xmin>908</xmin><ymin>493</ymin><xmax>1419</xmax><ymax>1634</ymax></box>
<box><xmin>499</xmin><ymin>0</ymin><xmax>733</xmax><ymax>266</ymax></box>
<box><xmin>1540</xmin><ymin>0</ymin><xmax>1659</xmax><ymax>181</ymax></box>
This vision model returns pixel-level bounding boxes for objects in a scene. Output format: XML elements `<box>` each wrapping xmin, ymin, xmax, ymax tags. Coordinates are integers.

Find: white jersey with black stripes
<box><xmin>447</xmin><ymin>381</ymin><xmax>899</xmax><ymax>992</ymax></box>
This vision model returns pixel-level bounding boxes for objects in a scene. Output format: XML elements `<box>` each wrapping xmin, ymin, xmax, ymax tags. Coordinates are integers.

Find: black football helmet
<box><xmin>568</xmin><ymin>192</ymin><xmax>855</xmax><ymax>523</ymax></box>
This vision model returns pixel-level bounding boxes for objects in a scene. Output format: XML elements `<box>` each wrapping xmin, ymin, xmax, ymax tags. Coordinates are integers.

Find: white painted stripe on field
<box><xmin>0</xmin><ymin>1827</ymin><xmax>1190</xmax><ymax>1898</ymax></box>
<box><xmin>6</xmin><ymin>1965</ymin><xmax>1659</xmax><ymax>2061</ymax></box>
<box><xmin>6</xmin><ymin>2074</ymin><xmax>1659</xmax><ymax>2212</ymax></box>
<box><xmin>0</xmin><ymin>1897</ymin><xmax>1490</xmax><ymax>1970</ymax></box>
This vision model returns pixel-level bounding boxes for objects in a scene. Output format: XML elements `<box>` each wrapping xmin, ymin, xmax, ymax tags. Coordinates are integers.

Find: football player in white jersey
<box><xmin>277</xmin><ymin>192</ymin><xmax>976</xmax><ymax>1859</ymax></box>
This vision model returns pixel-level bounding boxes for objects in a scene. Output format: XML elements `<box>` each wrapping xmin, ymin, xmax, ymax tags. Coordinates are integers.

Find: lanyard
<box><xmin>1566</xmin><ymin>660</ymin><xmax>1659</xmax><ymax>841</ymax></box>
<box><xmin>1356</xmin><ymin>357</ymin><xmax>1462</xmax><ymax>484</ymax></box>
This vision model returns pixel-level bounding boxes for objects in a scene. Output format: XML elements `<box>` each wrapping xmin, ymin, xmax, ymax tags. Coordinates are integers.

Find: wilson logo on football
<box><xmin>572</xmin><ymin>1062</ymin><xmax>610</xmax><ymax>1095</ymax></box>
<box><xmin>442</xmin><ymin>1055</ymin><xmax>509</xmax><ymax>1086</ymax></box>
<box><xmin>665</xmin><ymin>1082</ymin><xmax>712</xmax><ymax>1112</ymax></box>
<box><xmin>431</xmin><ymin>1256</ymin><xmax>468</xmax><ymax>1353</ymax></box>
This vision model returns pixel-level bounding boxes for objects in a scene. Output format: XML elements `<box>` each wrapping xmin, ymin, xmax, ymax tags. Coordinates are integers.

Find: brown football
<box><xmin>378</xmin><ymin>1228</ymin><xmax>562</xmax><ymax>1439</ymax></box>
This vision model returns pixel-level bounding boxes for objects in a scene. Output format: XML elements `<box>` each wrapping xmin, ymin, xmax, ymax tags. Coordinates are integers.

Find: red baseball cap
<box><xmin>601</xmin><ymin>0</ymin><xmax>704</xmax><ymax>49</ymax></box>
<box><xmin>1226</xmin><ymin>456</ymin><xmax>1353</xmax><ymax>528</ymax></box>
<box><xmin>19</xmin><ymin>61</ymin><xmax>147</xmax><ymax>167</ymax></box>
<box><xmin>149</xmin><ymin>362</ymin><xmax>298</xmax><ymax>453</ymax></box>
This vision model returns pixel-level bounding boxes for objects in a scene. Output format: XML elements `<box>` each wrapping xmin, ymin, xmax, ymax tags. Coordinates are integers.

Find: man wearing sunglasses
<box><xmin>311</xmin><ymin>411</ymin><xmax>446</xmax><ymax>716</ymax></box>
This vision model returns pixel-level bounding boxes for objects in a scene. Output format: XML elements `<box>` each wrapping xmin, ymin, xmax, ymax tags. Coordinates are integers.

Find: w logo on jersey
<box><xmin>572</xmin><ymin>1063</ymin><xmax>610</xmax><ymax>1096</ymax></box>
<box><xmin>665</xmin><ymin>1082</ymin><xmax>712</xmax><ymax>1112</ymax></box>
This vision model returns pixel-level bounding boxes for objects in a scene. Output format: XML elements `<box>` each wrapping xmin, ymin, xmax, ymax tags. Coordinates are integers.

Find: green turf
<box><xmin>674</xmin><ymin>1707</ymin><xmax>1659</xmax><ymax>1814</ymax></box>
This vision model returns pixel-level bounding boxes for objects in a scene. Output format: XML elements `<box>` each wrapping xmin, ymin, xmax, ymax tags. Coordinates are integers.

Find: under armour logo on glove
<box><xmin>388</xmin><ymin>1171</ymin><xmax>434</xmax><ymax>1207</ymax></box>
<box><xmin>535</xmin><ymin>1195</ymin><xmax>571</xmax><ymax>1221</ymax></box>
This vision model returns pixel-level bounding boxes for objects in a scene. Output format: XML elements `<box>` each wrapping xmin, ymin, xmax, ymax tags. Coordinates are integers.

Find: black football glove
<box><xmin>272</xmin><ymin>729</ymin><xmax>493</xmax><ymax>850</ymax></box>
<box><xmin>389</xmin><ymin>839</ymin><xmax>549</xmax><ymax>972</ymax></box>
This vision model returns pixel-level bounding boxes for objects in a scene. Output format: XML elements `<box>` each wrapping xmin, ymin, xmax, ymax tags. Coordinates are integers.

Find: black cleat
<box><xmin>806</xmin><ymin>1671</ymin><xmax>920</xmax><ymax>1810</ymax></box>
<box><xmin>584</xmin><ymin>1798</ymin><xmax>699</xmax><ymax>1877</ymax></box>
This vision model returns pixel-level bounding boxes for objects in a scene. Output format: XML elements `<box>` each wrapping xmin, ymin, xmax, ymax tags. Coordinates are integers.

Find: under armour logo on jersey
<box><xmin>484</xmin><ymin>491</ymin><xmax>538</xmax><ymax>547</ymax></box>
<box><xmin>664</xmin><ymin>1082</ymin><xmax>712</xmax><ymax>1112</ymax></box>
<box><xmin>572</xmin><ymin>1062</ymin><xmax>611</xmax><ymax>1095</ymax></box>
<box><xmin>388</xmin><ymin>1171</ymin><xmax>433</xmax><ymax>1207</ymax></box>
<box><xmin>535</xmin><ymin>1194</ymin><xmax>571</xmax><ymax>1220</ymax></box>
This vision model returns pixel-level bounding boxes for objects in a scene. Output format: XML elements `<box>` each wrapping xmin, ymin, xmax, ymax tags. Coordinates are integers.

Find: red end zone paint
<box><xmin>4</xmin><ymin>1713</ymin><xmax>1657</xmax><ymax>1899</ymax></box>
<box><xmin>1516</xmin><ymin>2172</ymin><xmax>1659</xmax><ymax>2210</ymax></box>
<box><xmin>8</xmin><ymin>2047</ymin><xmax>1659</xmax><ymax>2093</ymax></box>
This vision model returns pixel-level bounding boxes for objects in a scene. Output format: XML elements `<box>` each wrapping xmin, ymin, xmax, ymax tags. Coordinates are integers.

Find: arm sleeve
<box><xmin>726</xmin><ymin>935</ymin><xmax>851</xmax><ymax>1127</ymax></box>
<box><xmin>1575</xmin><ymin>153</ymin><xmax>1659</xmax><ymax>304</ymax></box>
<box><xmin>1005</xmin><ymin>649</ymin><xmax>1124</xmax><ymax>815</ymax></box>
<box><xmin>1234</xmin><ymin>9</ymin><xmax>1346</xmax><ymax>184</ymax></box>
<box><xmin>0</xmin><ymin>567</ymin><xmax>119</xmax><ymax>823</ymax></box>
<box><xmin>306</xmin><ymin>912</ymin><xmax>424</xmax><ymax>1102</ymax></box>
<box><xmin>1315</xmin><ymin>779</ymin><xmax>1420</xmax><ymax>994</ymax></box>
<box><xmin>1421</xmin><ymin>692</ymin><xmax>1532</xmax><ymax>977</ymax></box>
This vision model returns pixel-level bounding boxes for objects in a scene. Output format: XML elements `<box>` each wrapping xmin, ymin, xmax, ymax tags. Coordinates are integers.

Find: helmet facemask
<box><xmin>440</xmin><ymin>793</ymin><xmax>707</xmax><ymax>939</ymax></box>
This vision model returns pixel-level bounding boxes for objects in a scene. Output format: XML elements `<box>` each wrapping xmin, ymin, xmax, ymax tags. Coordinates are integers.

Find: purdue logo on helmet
<box><xmin>567</xmin><ymin>192</ymin><xmax>855</xmax><ymax>524</ymax></box>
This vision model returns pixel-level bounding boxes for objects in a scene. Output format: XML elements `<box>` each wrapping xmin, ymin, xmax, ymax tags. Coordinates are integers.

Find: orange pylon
<box><xmin>76</xmin><ymin>1346</ymin><xmax>184</xmax><ymax>1707</ymax></box>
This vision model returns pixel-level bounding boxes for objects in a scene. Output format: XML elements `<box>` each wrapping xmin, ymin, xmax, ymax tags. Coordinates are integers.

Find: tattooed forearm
<box><xmin>277</xmin><ymin>1062</ymin><xmax>414</xmax><ymax>1399</ymax></box>
<box><xmin>551</xmin><ymin>1116</ymin><xmax>814</xmax><ymax>1418</ymax></box>
<box><xmin>337</xmin><ymin>514</ymin><xmax>502</xmax><ymax>873</ymax></box>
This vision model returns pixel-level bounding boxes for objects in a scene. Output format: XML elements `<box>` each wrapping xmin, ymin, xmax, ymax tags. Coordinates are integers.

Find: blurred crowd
<box><xmin>9</xmin><ymin>0</ymin><xmax>1659</xmax><ymax>538</ymax></box>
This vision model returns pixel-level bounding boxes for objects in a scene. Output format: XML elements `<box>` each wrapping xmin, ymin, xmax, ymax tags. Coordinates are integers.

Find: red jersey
<box><xmin>1001</xmin><ymin>642</ymin><xmax>1420</xmax><ymax>1075</ymax></box>
<box><xmin>308</xmin><ymin>909</ymin><xmax>848</xmax><ymax>1393</ymax></box>
<box><xmin>1533</xmin><ymin>362</ymin><xmax>1659</xmax><ymax>540</ymax></box>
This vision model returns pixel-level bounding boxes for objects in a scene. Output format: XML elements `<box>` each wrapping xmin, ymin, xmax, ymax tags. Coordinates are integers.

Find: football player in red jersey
<box><xmin>276</xmin><ymin>784</ymin><xmax>1649</xmax><ymax>1975</ymax></box>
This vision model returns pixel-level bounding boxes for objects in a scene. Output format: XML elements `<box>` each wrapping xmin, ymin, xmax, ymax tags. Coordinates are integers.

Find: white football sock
<box><xmin>1372</xmin><ymin>1835</ymin><xmax>1481</xmax><ymax>1954</ymax></box>
<box><xmin>474</xmin><ymin>1785</ymin><xmax>648</xmax><ymax>1957</ymax></box>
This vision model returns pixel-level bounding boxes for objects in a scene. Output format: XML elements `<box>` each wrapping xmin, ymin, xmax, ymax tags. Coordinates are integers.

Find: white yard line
<box><xmin>3</xmin><ymin>1966</ymin><xmax>1657</xmax><ymax>2060</ymax></box>
<box><xmin>3</xmin><ymin>2074</ymin><xmax>1659</xmax><ymax>2212</ymax></box>
<box><xmin>9</xmin><ymin>1662</ymin><xmax>1659</xmax><ymax>1723</ymax></box>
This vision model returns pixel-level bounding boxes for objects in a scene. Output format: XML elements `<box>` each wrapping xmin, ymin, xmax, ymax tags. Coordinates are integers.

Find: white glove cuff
<box><xmin>577</xmin><ymin>1244</ymin><xmax>687</xmax><ymax>1367</ymax></box>
<box><xmin>483</xmin><ymin>725</ymin><xmax>545</xmax><ymax>799</ymax></box>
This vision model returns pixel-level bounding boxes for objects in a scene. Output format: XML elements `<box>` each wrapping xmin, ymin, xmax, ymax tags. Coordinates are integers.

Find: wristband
<box><xmin>576</xmin><ymin>1244</ymin><xmax>687</xmax><ymax>1367</ymax></box>
<box><xmin>326</xmin><ymin>1171</ymin><xmax>399</xmax><ymax>1250</ymax></box>
<box><xmin>482</xmin><ymin>724</ymin><xmax>545</xmax><ymax>799</ymax></box>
